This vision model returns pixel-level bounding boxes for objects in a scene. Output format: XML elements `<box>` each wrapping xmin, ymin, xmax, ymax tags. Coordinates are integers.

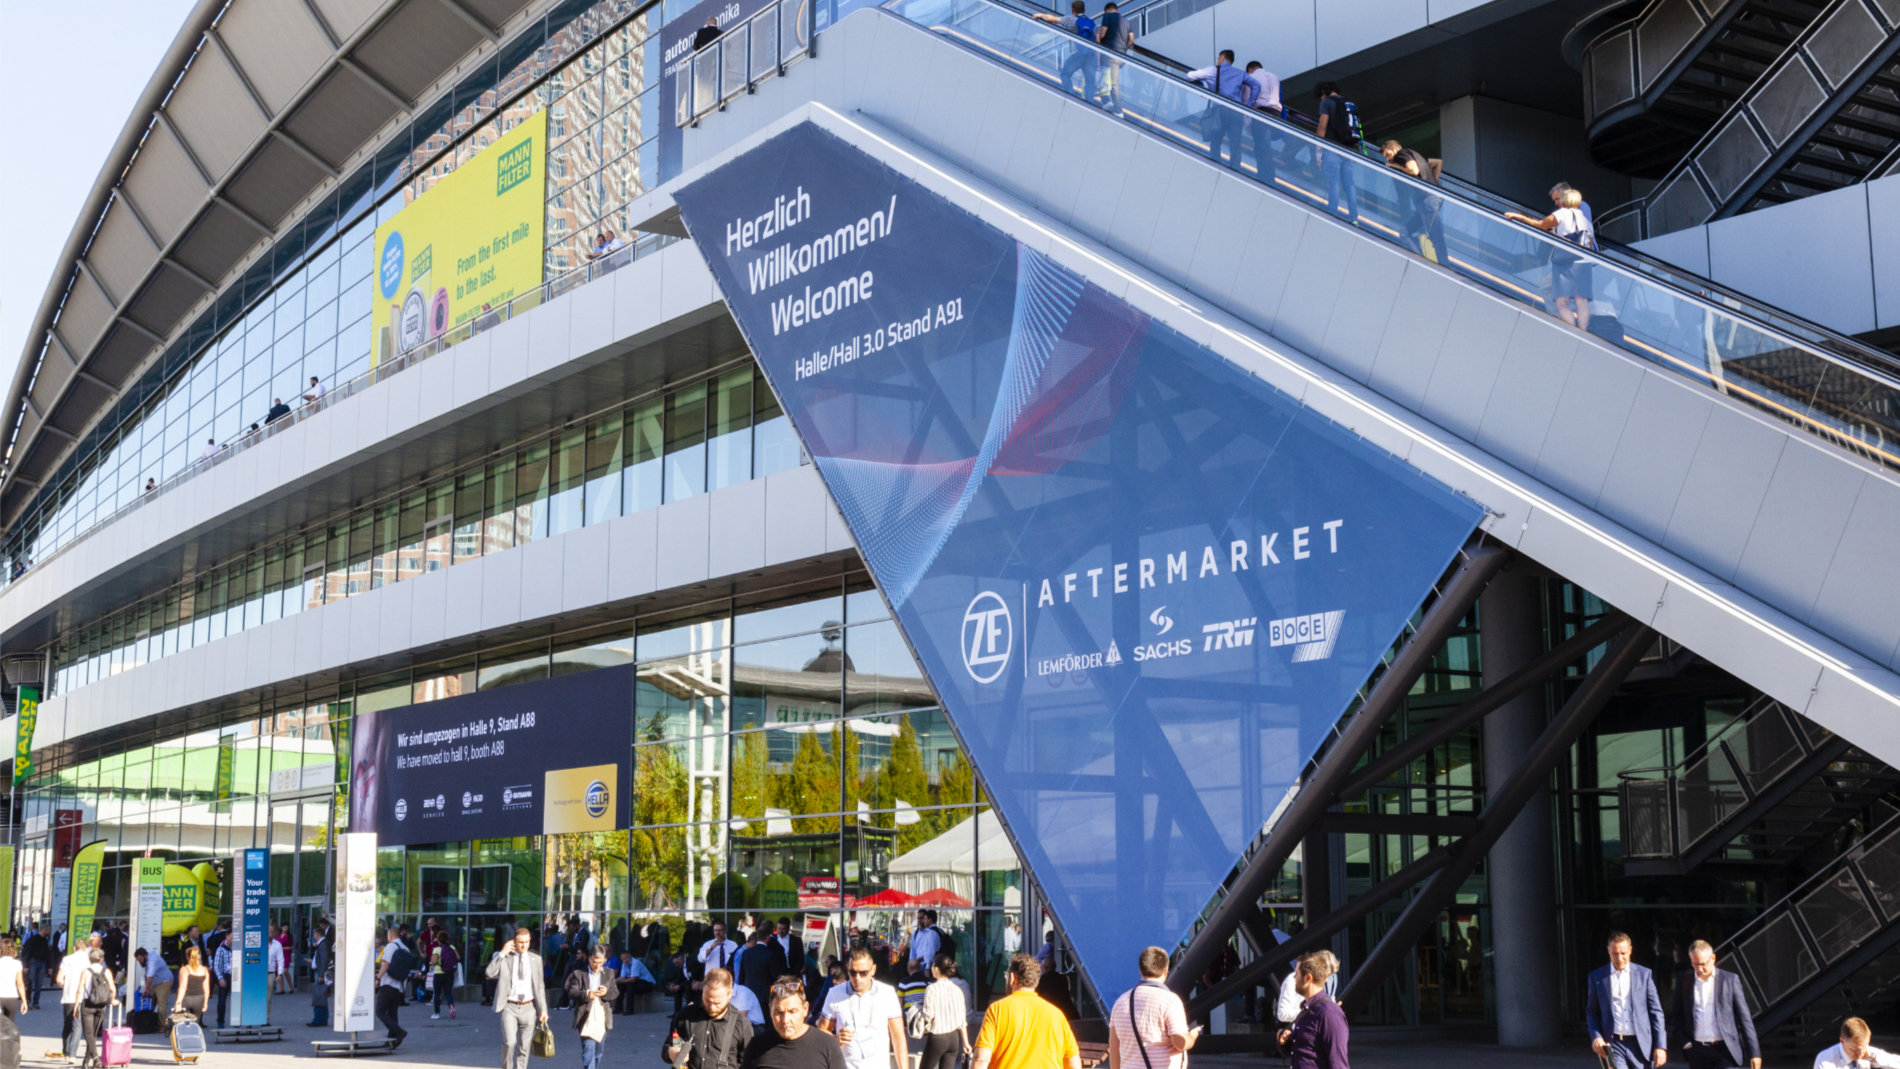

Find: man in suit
<box><xmin>1587</xmin><ymin>931</ymin><xmax>1668</xmax><ymax>1069</ymax></box>
<box><xmin>736</xmin><ymin>929</ymin><xmax>776</xmax><ymax>1013</ymax></box>
<box><xmin>766</xmin><ymin>918</ymin><xmax>804</xmax><ymax>979</ymax></box>
<box><xmin>487</xmin><ymin>926</ymin><xmax>550</xmax><ymax>1069</ymax></box>
<box><xmin>1671</xmin><ymin>941</ymin><xmax>1759</xmax><ymax>1069</ymax></box>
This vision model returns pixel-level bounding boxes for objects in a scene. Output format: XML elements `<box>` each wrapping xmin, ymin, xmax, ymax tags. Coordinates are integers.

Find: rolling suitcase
<box><xmin>103</xmin><ymin>1004</ymin><xmax>134</xmax><ymax>1067</ymax></box>
<box><xmin>170</xmin><ymin>1013</ymin><xmax>206</xmax><ymax>1063</ymax></box>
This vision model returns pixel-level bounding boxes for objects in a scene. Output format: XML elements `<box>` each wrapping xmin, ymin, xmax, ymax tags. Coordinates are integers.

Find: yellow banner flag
<box><xmin>68</xmin><ymin>839</ymin><xmax>106</xmax><ymax>938</ymax></box>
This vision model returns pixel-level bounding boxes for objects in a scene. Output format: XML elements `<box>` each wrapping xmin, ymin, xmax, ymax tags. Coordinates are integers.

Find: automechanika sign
<box><xmin>670</xmin><ymin>121</ymin><xmax>1483</xmax><ymax>984</ymax></box>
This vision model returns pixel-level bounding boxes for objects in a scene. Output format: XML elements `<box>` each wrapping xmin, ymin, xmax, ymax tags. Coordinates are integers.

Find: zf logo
<box><xmin>1203</xmin><ymin>618</ymin><xmax>1259</xmax><ymax>651</ymax></box>
<box><xmin>961</xmin><ymin>591</ymin><xmax>1013</xmax><ymax>684</ymax></box>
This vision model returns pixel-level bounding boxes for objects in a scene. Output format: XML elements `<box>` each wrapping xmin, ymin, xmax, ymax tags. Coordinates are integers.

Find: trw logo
<box><xmin>1202</xmin><ymin>618</ymin><xmax>1258</xmax><ymax>651</ymax></box>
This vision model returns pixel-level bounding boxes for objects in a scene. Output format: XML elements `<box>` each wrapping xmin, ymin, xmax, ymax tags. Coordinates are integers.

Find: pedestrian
<box><xmin>666</xmin><ymin>968</ymin><xmax>755</xmax><ymax>1069</ymax></box>
<box><xmin>23</xmin><ymin>924</ymin><xmax>51</xmax><ymax>1010</ymax></box>
<box><xmin>693</xmin><ymin>16</ymin><xmax>722</xmax><ymax>52</ymax></box>
<box><xmin>488</xmin><ymin>926</ymin><xmax>550</xmax><ymax>1069</ymax></box>
<box><xmin>1314</xmin><ymin>82</ymin><xmax>1361</xmax><ymax>221</ymax></box>
<box><xmin>664</xmin><ymin>952</ymin><xmax>691</xmax><ymax>1017</ymax></box>
<box><xmin>1814</xmin><ymin>1017</ymin><xmax>1893</xmax><ymax>1069</ymax></box>
<box><xmin>309</xmin><ymin>920</ymin><xmax>333</xmax><ymax>1026</ymax></box>
<box><xmin>1187</xmin><ymin>50</ymin><xmax>1255</xmax><ymax>165</ymax></box>
<box><xmin>745</xmin><ymin>981</ymin><xmax>846</xmax><ymax>1069</ymax></box>
<box><xmin>613</xmin><ymin>950</ymin><xmax>655</xmax><ymax>1014</ymax></box>
<box><xmin>268</xmin><ymin>924</ymin><xmax>287</xmax><ymax>997</ymax></box>
<box><xmin>820</xmin><ymin>948</ymin><xmax>906</xmax><ymax>1069</ymax></box>
<box><xmin>1506</xmin><ymin>188</ymin><xmax>1597</xmax><ymax>330</ymax></box>
<box><xmin>431</xmin><ymin>940</ymin><xmax>460</xmax><ymax>1019</ymax></box>
<box><xmin>58</xmin><ymin>934</ymin><xmax>98</xmax><ymax>1058</ymax></box>
<box><xmin>1379</xmin><ymin>139</ymin><xmax>1445</xmax><ymax>261</ymax></box>
<box><xmin>375</xmin><ymin>927</ymin><xmax>410</xmax><ymax>1046</ymax></box>
<box><xmin>768</xmin><ymin>919</ymin><xmax>805</xmax><ymax>978</ymax></box>
<box><xmin>698</xmin><ymin>922</ymin><xmax>741</xmax><ymax>993</ymax></box>
<box><xmin>1109</xmin><ymin>946</ymin><xmax>1198</xmax><ymax>1069</ymax></box>
<box><xmin>144</xmin><ymin>478</ymin><xmax>156</xmax><ymax>493</ymax></box>
<box><xmin>201</xmin><ymin>438</ymin><xmax>220</xmax><ymax>461</ymax></box>
<box><xmin>971</xmin><ymin>954</ymin><xmax>1079</xmax><ymax>1069</ymax></box>
<box><xmin>567</xmin><ymin>946</ymin><xmax>615</xmax><ymax>1069</ymax></box>
<box><xmin>918</xmin><ymin>952</ymin><xmax>970</xmax><ymax>1069</ymax></box>
<box><xmin>0</xmin><ymin>936</ymin><xmax>26</xmax><ymax>1020</ymax></box>
<box><xmin>1095</xmin><ymin>1</ymin><xmax>1133</xmax><ymax>110</ymax></box>
<box><xmin>266</xmin><ymin>397</ymin><xmax>291</xmax><ymax>424</ymax></box>
<box><xmin>1670</xmin><ymin>940</ymin><xmax>1758</xmax><ymax>1069</ymax></box>
<box><xmin>1243</xmin><ymin>61</ymin><xmax>1283</xmax><ymax>183</ymax></box>
<box><xmin>303</xmin><ymin>375</ymin><xmax>326</xmax><ymax>406</ymax></box>
<box><xmin>1033</xmin><ymin>1</ymin><xmax>1100</xmax><ymax>104</ymax></box>
<box><xmin>1277</xmin><ymin>952</ymin><xmax>1346</xmax><ymax>1069</ymax></box>
<box><xmin>173</xmin><ymin>945</ymin><xmax>211</xmax><ymax>1022</ymax></box>
<box><xmin>897</xmin><ymin>957</ymin><xmax>929</xmax><ymax>1046</ymax></box>
<box><xmin>740</xmin><ymin>928</ymin><xmax>777</xmax><ymax>1015</ymax></box>
<box><xmin>1585</xmin><ymin>931</ymin><xmax>1667</xmax><ymax>1069</ymax></box>
<box><xmin>908</xmin><ymin>911</ymin><xmax>944</xmax><ymax>973</ymax></box>
<box><xmin>137</xmin><ymin>947</ymin><xmax>173</xmax><ymax>1028</ymax></box>
<box><xmin>76</xmin><ymin>946</ymin><xmax>119</xmax><ymax>1068</ymax></box>
<box><xmin>212</xmin><ymin>932</ymin><xmax>233</xmax><ymax>1026</ymax></box>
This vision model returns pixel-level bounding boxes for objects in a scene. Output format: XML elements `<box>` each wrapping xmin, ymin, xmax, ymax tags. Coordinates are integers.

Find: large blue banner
<box><xmin>671</xmin><ymin>122</ymin><xmax>1483</xmax><ymax>983</ymax></box>
<box><xmin>235</xmin><ymin>848</ymin><xmax>268</xmax><ymax>1026</ymax></box>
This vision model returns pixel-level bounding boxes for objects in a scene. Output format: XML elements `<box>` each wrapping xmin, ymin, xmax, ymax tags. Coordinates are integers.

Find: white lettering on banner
<box><xmin>1202</xmin><ymin>618</ymin><xmax>1258</xmax><ymax>651</ymax></box>
<box><xmin>392</xmin><ymin>711</ymin><xmax>538</xmax><ymax>770</ymax></box>
<box><xmin>1270</xmin><ymin>610</ymin><xmax>1348</xmax><ymax>662</ymax></box>
<box><xmin>1034</xmin><ymin>520</ymin><xmax>1346</xmax><ymax>607</ymax></box>
<box><xmin>725</xmin><ymin>187</ymin><xmax>813</xmax><ymax>258</ymax></box>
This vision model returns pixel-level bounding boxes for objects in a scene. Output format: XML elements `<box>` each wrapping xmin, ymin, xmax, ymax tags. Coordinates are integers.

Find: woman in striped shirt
<box><xmin>919</xmin><ymin>952</ymin><xmax>971</xmax><ymax>1069</ymax></box>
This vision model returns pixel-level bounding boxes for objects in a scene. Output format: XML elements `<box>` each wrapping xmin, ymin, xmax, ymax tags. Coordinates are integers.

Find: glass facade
<box><xmin>47</xmin><ymin>362</ymin><xmax>802</xmax><ymax>697</ymax></box>
<box><xmin>19</xmin><ymin>584</ymin><xmax>1045</xmax><ymax>1009</ymax></box>
<box><xmin>4</xmin><ymin>0</ymin><xmax>689</xmax><ymax>577</ymax></box>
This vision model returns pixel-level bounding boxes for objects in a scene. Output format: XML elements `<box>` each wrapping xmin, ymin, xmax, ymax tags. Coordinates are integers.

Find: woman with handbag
<box><xmin>565</xmin><ymin>945</ymin><xmax>614</xmax><ymax>1069</ymax></box>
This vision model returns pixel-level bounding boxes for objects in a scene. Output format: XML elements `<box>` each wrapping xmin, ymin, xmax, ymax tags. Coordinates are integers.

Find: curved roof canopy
<box><xmin>2</xmin><ymin>0</ymin><xmax>543</xmax><ymax>530</ymax></box>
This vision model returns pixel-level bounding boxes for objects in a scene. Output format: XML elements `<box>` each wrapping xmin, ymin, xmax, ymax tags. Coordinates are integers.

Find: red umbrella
<box><xmin>854</xmin><ymin>888</ymin><xmax>918</xmax><ymax>907</ymax></box>
<box><xmin>911</xmin><ymin>888</ymin><xmax>972</xmax><ymax>908</ymax></box>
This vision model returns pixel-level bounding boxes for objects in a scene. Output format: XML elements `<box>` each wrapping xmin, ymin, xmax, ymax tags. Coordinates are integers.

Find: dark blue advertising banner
<box><xmin>669</xmin><ymin>122</ymin><xmax>1484</xmax><ymax>982</ymax></box>
<box><xmin>349</xmin><ymin>666</ymin><xmax>634</xmax><ymax>847</ymax></box>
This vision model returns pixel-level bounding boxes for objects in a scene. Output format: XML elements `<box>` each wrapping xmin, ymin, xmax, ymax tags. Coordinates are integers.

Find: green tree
<box><xmin>731</xmin><ymin>731</ymin><xmax>771</xmax><ymax>823</ymax></box>
<box><xmin>786</xmin><ymin>730</ymin><xmax>839</xmax><ymax>833</ymax></box>
<box><xmin>873</xmin><ymin>720</ymin><xmax>935</xmax><ymax>852</ymax></box>
<box><xmin>630</xmin><ymin>744</ymin><xmax>689</xmax><ymax>908</ymax></box>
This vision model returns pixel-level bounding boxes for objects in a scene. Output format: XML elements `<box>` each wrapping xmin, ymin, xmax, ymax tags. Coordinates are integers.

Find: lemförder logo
<box><xmin>961</xmin><ymin>591</ymin><xmax>1012</xmax><ymax>684</ymax></box>
<box><xmin>585</xmin><ymin>780</ymin><xmax>609</xmax><ymax>819</ymax></box>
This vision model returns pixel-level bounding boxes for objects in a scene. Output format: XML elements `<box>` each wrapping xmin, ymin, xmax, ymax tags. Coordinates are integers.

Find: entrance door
<box><xmin>267</xmin><ymin>793</ymin><xmax>336</xmax><ymax>985</ymax></box>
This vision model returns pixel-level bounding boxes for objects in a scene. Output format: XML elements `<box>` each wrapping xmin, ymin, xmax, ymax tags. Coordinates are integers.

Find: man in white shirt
<box><xmin>374</xmin><ymin>928</ymin><xmax>410</xmax><ymax>1045</ymax></box>
<box><xmin>303</xmin><ymin>376</ymin><xmax>327</xmax><ymax>406</ymax></box>
<box><xmin>1586</xmin><ymin>932</ymin><xmax>1667</xmax><ymax>1069</ymax></box>
<box><xmin>696</xmin><ymin>923</ymin><xmax>740</xmax><ymax>993</ymax></box>
<box><xmin>1002</xmin><ymin>922</ymin><xmax>1021</xmax><ymax>955</ymax></box>
<box><xmin>908</xmin><ymin>911</ymin><xmax>942</xmax><ymax>972</ymax></box>
<box><xmin>819</xmin><ymin>948</ymin><xmax>906</xmax><ymax>1069</ymax></box>
<box><xmin>1670</xmin><ymin>940</ymin><xmax>1758</xmax><ymax>1069</ymax></box>
<box><xmin>1274</xmin><ymin>951</ymin><xmax>1340</xmax><ymax>1028</ymax></box>
<box><xmin>486</xmin><ymin>926</ymin><xmax>549</xmax><ymax>1069</ymax></box>
<box><xmin>1816</xmin><ymin>1018</ymin><xmax>1896</xmax><ymax>1069</ymax></box>
<box><xmin>57</xmin><ymin>933</ymin><xmax>100</xmax><ymax>1057</ymax></box>
<box><xmin>728</xmin><ymin>979</ymin><xmax>766</xmax><ymax>1025</ymax></box>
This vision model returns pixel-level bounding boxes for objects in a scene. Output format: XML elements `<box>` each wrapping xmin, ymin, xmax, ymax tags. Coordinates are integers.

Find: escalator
<box><xmin>1599</xmin><ymin>0</ymin><xmax>1900</xmax><ymax>239</ymax></box>
<box><xmin>1578</xmin><ymin>0</ymin><xmax>1831</xmax><ymax>176</ymax></box>
<box><xmin>1619</xmin><ymin>695</ymin><xmax>1900</xmax><ymax>877</ymax></box>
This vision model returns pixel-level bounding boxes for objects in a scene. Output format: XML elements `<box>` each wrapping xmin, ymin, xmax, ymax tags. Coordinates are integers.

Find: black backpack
<box><xmin>934</xmin><ymin>927</ymin><xmax>956</xmax><ymax>961</ymax></box>
<box><xmin>85</xmin><ymin>968</ymin><xmax>114</xmax><ymax>1008</ymax></box>
<box><xmin>386</xmin><ymin>944</ymin><xmax>416</xmax><ymax>982</ymax></box>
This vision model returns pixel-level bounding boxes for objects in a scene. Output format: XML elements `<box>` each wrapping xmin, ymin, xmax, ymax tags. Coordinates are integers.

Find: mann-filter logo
<box><xmin>961</xmin><ymin>591</ymin><xmax>1013</xmax><ymax>683</ymax></box>
<box><xmin>496</xmin><ymin>138</ymin><xmax>535</xmax><ymax>195</ymax></box>
<box><xmin>585</xmin><ymin>780</ymin><xmax>609</xmax><ymax>819</ymax></box>
<box><xmin>1202</xmin><ymin>618</ymin><xmax>1258</xmax><ymax>651</ymax></box>
<box><xmin>1270</xmin><ymin>610</ymin><xmax>1347</xmax><ymax>662</ymax></box>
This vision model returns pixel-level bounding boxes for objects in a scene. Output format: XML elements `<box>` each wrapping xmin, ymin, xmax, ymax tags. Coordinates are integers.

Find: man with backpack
<box><xmin>1381</xmin><ymin>138</ymin><xmax>1446</xmax><ymax>261</ymax></box>
<box><xmin>1313</xmin><ymin>82</ymin><xmax>1361</xmax><ymax>222</ymax></box>
<box><xmin>1033</xmin><ymin>1</ymin><xmax>1100</xmax><ymax>105</ymax></box>
<box><xmin>376</xmin><ymin>927</ymin><xmax>414</xmax><ymax>1045</ymax></box>
<box><xmin>1096</xmin><ymin>2</ymin><xmax>1134</xmax><ymax>112</ymax></box>
<box><xmin>1187</xmin><ymin>50</ymin><xmax>1259</xmax><ymax>166</ymax></box>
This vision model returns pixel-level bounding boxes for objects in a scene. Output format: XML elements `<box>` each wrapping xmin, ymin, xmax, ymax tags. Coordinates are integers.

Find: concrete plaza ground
<box><xmin>7</xmin><ymin>991</ymin><xmax>1592</xmax><ymax>1067</ymax></box>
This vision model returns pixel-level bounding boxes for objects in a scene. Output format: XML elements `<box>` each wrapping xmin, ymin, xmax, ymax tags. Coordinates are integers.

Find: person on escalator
<box><xmin>1313</xmin><ymin>83</ymin><xmax>1361</xmax><ymax>222</ymax></box>
<box><xmin>1242</xmin><ymin>61</ymin><xmax>1282</xmax><ymax>183</ymax></box>
<box><xmin>1505</xmin><ymin>187</ymin><xmax>1597</xmax><ymax>331</ymax></box>
<box><xmin>1380</xmin><ymin>139</ymin><xmax>1445</xmax><ymax>262</ymax></box>
<box><xmin>1186</xmin><ymin>50</ymin><xmax>1257</xmax><ymax>167</ymax></box>
<box><xmin>1095</xmin><ymin>2</ymin><xmax>1133</xmax><ymax>112</ymax></box>
<box><xmin>1033</xmin><ymin>1</ymin><xmax>1101</xmax><ymax>105</ymax></box>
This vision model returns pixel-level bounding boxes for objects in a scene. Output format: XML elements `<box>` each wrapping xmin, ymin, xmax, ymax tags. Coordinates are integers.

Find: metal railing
<box><xmin>1723</xmin><ymin>811</ymin><xmax>1900</xmax><ymax>1015</ymax></box>
<box><xmin>677</xmin><ymin>0</ymin><xmax>817</xmax><ymax>126</ymax></box>
<box><xmin>1617</xmin><ymin>696</ymin><xmax>1833</xmax><ymax>860</ymax></box>
<box><xmin>0</xmin><ymin>232</ymin><xmax>675</xmax><ymax>592</ymax></box>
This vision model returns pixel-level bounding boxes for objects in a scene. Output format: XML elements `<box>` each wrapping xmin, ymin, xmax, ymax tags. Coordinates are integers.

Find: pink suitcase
<box><xmin>103</xmin><ymin>1004</ymin><xmax>134</xmax><ymax>1067</ymax></box>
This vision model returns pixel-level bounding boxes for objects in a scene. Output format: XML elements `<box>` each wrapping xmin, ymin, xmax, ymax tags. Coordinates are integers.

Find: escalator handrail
<box><xmin>871</xmin><ymin>0</ymin><xmax>1900</xmax><ymax>470</ymax></box>
<box><xmin>1717</xmin><ymin>808</ymin><xmax>1900</xmax><ymax>964</ymax></box>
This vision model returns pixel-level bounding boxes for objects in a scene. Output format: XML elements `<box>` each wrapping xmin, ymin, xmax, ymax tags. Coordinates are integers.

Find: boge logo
<box><xmin>961</xmin><ymin>591</ymin><xmax>1013</xmax><ymax>684</ymax></box>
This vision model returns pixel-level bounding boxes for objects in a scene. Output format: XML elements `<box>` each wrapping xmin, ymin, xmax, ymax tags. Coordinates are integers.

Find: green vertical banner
<box><xmin>213</xmin><ymin>739</ymin><xmax>236</xmax><ymax>813</ymax></box>
<box><xmin>12</xmin><ymin>685</ymin><xmax>38</xmax><ymax>786</ymax></box>
<box><xmin>68</xmin><ymin>839</ymin><xmax>105</xmax><ymax>938</ymax></box>
<box><xmin>331</xmin><ymin>701</ymin><xmax>352</xmax><ymax>824</ymax></box>
<box><xmin>0</xmin><ymin>846</ymin><xmax>14</xmax><ymax>932</ymax></box>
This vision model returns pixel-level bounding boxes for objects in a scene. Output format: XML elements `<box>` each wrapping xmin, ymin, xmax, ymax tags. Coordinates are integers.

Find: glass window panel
<box><xmin>549</xmin><ymin>429</ymin><xmax>586</xmax><ymax>537</ymax></box>
<box><xmin>622</xmin><ymin>397</ymin><xmax>663</xmax><ymax>513</ymax></box>
<box><xmin>663</xmin><ymin>384</ymin><xmax>706</xmax><ymax>502</ymax></box>
<box><xmin>752</xmin><ymin>380</ymin><xmax>800</xmax><ymax>479</ymax></box>
<box><xmin>515</xmin><ymin>442</ymin><xmax>552</xmax><ymax>545</ymax></box>
<box><xmin>483</xmin><ymin>454</ymin><xmax>522</xmax><ymax>555</ymax></box>
<box><xmin>478</xmin><ymin>644</ymin><xmax>549</xmax><ymax>690</ymax></box>
<box><xmin>552</xmin><ymin>629</ymin><xmax>634</xmax><ymax>676</ymax></box>
<box><xmin>731</xmin><ymin>631</ymin><xmax>844</xmax><ymax>735</ymax></box>
<box><xmin>583</xmin><ymin>414</ymin><xmax>624</xmax><ymax>525</ymax></box>
<box><xmin>735</xmin><ymin>596</ymin><xmax>844</xmax><ymax>646</ymax></box>
<box><xmin>453</xmin><ymin>470</ymin><xmax>486</xmax><ymax>563</ymax></box>
<box><xmin>707</xmin><ymin>367</ymin><xmax>753</xmax><ymax>492</ymax></box>
<box><xmin>636</xmin><ymin>619</ymin><xmax>729</xmax><ymax>741</ymax></box>
<box><xmin>845</xmin><ymin>620</ymin><xmax>934</xmax><ymax>718</ymax></box>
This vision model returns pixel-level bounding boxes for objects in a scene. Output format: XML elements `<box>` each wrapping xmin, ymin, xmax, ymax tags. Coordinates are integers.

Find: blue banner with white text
<box><xmin>671</xmin><ymin>122</ymin><xmax>1484</xmax><ymax>985</ymax></box>
<box><xmin>237</xmin><ymin>848</ymin><xmax>269</xmax><ymax>1026</ymax></box>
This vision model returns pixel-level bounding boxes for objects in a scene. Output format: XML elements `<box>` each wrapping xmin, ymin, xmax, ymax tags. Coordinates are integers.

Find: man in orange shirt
<box><xmin>972</xmin><ymin>955</ymin><xmax>1080</xmax><ymax>1069</ymax></box>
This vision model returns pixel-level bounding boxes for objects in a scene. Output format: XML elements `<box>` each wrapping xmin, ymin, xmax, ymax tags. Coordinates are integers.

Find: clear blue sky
<box><xmin>0</xmin><ymin>0</ymin><xmax>200</xmax><ymax>397</ymax></box>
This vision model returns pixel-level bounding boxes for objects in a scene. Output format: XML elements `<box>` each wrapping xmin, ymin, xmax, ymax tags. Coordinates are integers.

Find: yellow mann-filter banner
<box><xmin>13</xmin><ymin>685</ymin><xmax>38</xmax><ymax>785</ymax></box>
<box><xmin>68</xmin><ymin>839</ymin><xmax>105</xmax><ymax>938</ymax></box>
<box><xmin>371</xmin><ymin>109</ymin><xmax>548</xmax><ymax>366</ymax></box>
<box><xmin>0</xmin><ymin>846</ymin><xmax>13</xmax><ymax>931</ymax></box>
